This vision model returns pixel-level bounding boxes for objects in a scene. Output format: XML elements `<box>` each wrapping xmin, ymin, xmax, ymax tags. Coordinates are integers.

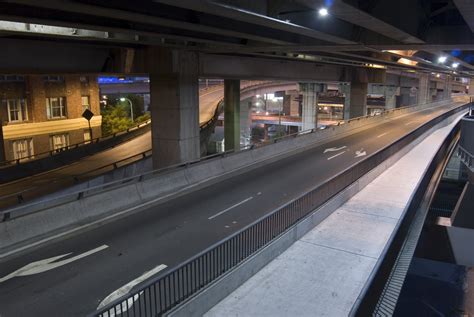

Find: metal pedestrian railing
<box><xmin>93</xmin><ymin>100</ymin><xmax>471</xmax><ymax>317</ymax></box>
<box><xmin>457</xmin><ymin>145</ymin><xmax>474</xmax><ymax>172</ymax></box>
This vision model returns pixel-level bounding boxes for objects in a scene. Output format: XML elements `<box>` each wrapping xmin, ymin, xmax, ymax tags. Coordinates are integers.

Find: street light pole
<box><xmin>120</xmin><ymin>97</ymin><xmax>134</xmax><ymax>122</ymax></box>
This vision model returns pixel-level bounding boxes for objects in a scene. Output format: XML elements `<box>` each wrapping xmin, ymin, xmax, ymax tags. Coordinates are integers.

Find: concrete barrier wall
<box><xmin>0</xmin><ymin>97</ymin><xmax>470</xmax><ymax>258</ymax></box>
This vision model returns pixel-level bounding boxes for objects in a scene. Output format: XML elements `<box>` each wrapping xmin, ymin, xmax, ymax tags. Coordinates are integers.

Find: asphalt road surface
<box><xmin>0</xmin><ymin>101</ymin><xmax>466</xmax><ymax>316</ymax></box>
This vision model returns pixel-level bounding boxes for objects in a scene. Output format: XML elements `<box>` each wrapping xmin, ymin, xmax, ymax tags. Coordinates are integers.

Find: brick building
<box><xmin>0</xmin><ymin>74</ymin><xmax>102</xmax><ymax>161</ymax></box>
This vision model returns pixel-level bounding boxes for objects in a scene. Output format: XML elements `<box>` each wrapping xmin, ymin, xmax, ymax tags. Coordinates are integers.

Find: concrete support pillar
<box><xmin>148</xmin><ymin>47</ymin><xmax>200</xmax><ymax>169</ymax></box>
<box><xmin>240</xmin><ymin>101</ymin><xmax>252</xmax><ymax>148</ymax></box>
<box><xmin>418</xmin><ymin>73</ymin><xmax>430</xmax><ymax>105</ymax></box>
<box><xmin>469</xmin><ymin>78</ymin><xmax>474</xmax><ymax>95</ymax></box>
<box><xmin>400</xmin><ymin>87</ymin><xmax>417</xmax><ymax>107</ymax></box>
<box><xmin>299</xmin><ymin>83</ymin><xmax>325</xmax><ymax>130</ymax></box>
<box><xmin>349</xmin><ymin>82</ymin><xmax>368</xmax><ymax>118</ymax></box>
<box><xmin>288</xmin><ymin>91</ymin><xmax>300</xmax><ymax>117</ymax></box>
<box><xmin>339</xmin><ymin>84</ymin><xmax>351</xmax><ymax>120</ymax></box>
<box><xmin>0</xmin><ymin>120</ymin><xmax>5</xmax><ymax>162</ymax></box>
<box><xmin>224</xmin><ymin>79</ymin><xmax>240</xmax><ymax>151</ymax></box>
<box><xmin>282</xmin><ymin>94</ymin><xmax>291</xmax><ymax>115</ymax></box>
<box><xmin>384</xmin><ymin>86</ymin><xmax>399</xmax><ymax>109</ymax></box>
<box><xmin>443</xmin><ymin>76</ymin><xmax>453</xmax><ymax>99</ymax></box>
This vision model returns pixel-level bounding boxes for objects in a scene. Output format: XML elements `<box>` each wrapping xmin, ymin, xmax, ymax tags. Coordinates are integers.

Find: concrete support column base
<box><xmin>418</xmin><ymin>73</ymin><xmax>430</xmax><ymax>105</ymax></box>
<box><xmin>148</xmin><ymin>47</ymin><xmax>200</xmax><ymax>169</ymax></box>
<box><xmin>339</xmin><ymin>84</ymin><xmax>351</xmax><ymax>120</ymax></box>
<box><xmin>224</xmin><ymin>79</ymin><xmax>241</xmax><ymax>151</ymax></box>
<box><xmin>349</xmin><ymin>82</ymin><xmax>368</xmax><ymax>118</ymax></box>
<box><xmin>299</xmin><ymin>83</ymin><xmax>325</xmax><ymax>131</ymax></box>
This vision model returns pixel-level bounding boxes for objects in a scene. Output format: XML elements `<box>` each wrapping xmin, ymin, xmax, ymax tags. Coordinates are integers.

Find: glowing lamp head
<box><xmin>120</xmin><ymin>98</ymin><xmax>126</xmax><ymax>102</ymax></box>
<box><xmin>318</xmin><ymin>8</ymin><xmax>329</xmax><ymax>17</ymax></box>
<box><xmin>451</xmin><ymin>62</ymin><xmax>459</xmax><ymax>68</ymax></box>
<box><xmin>437</xmin><ymin>56</ymin><xmax>447</xmax><ymax>64</ymax></box>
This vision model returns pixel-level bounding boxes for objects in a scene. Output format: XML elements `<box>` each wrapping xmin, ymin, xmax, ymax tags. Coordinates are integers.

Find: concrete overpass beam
<box><xmin>299</xmin><ymin>83</ymin><xmax>325</xmax><ymax>130</ymax></box>
<box><xmin>224</xmin><ymin>79</ymin><xmax>241</xmax><ymax>151</ymax></box>
<box><xmin>148</xmin><ymin>47</ymin><xmax>200</xmax><ymax>169</ymax></box>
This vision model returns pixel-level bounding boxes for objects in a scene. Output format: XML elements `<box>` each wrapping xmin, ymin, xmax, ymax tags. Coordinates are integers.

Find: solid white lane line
<box><xmin>208</xmin><ymin>197</ymin><xmax>254</xmax><ymax>220</ymax></box>
<box><xmin>0</xmin><ymin>245</ymin><xmax>109</xmax><ymax>283</ymax></box>
<box><xmin>405</xmin><ymin>120</ymin><xmax>416</xmax><ymax>126</ymax></box>
<box><xmin>97</xmin><ymin>264</ymin><xmax>167</xmax><ymax>315</ymax></box>
<box><xmin>327</xmin><ymin>151</ymin><xmax>346</xmax><ymax>160</ymax></box>
<box><xmin>376</xmin><ymin>132</ymin><xmax>389</xmax><ymax>138</ymax></box>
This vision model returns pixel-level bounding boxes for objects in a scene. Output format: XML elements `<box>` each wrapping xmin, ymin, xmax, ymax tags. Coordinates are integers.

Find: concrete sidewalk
<box><xmin>205</xmin><ymin>114</ymin><xmax>464</xmax><ymax>317</ymax></box>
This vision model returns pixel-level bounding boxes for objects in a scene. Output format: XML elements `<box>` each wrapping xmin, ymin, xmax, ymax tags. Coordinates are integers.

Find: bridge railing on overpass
<box><xmin>458</xmin><ymin>145</ymin><xmax>474</xmax><ymax>172</ymax></box>
<box><xmin>92</xmin><ymin>100</ymin><xmax>471</xmax><ymax>317</ymax></box>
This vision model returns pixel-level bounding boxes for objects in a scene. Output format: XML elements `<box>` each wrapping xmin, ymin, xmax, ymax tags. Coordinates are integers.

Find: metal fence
<box><xmin>457</xmin><ymin>145</ymin><xmax>474</xmax><ymax>172</ymax></box>
<box><xmin>93</xmin><ymin>100</ymin><xmax>471</xmax><ymax>317</ymax></box>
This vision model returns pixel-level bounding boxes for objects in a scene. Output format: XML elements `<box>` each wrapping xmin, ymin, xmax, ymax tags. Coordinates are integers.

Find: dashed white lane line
<box><xmin>405</xmin><ymin>120</ymin><xmax>417</xmax><ymax>126</ymax></box>
<box><xmin>208</xmin><ymin>197</ymin><xmax>254</xmax><ymax>220</ymax></box>
<box><xmin>327</xmin><ymin>151</ymin><xmax>346</xmax><ymax>160</ymax></box>
<box><xmin>377</xmin><ymin>132</ymin><xmax>389</xmax><ymax>138</ymax></box>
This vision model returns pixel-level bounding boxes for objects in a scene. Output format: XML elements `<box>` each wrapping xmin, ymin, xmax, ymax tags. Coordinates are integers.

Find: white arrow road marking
<box><xmin>377</xmin><ymin>132</ymin><xmax>389</xmax><ymax>138</ymax></box>
<box><xmin>0</xmin><ymin>245</ymin><xmax>108</xmax><ymax>283</ymax></box>
<box><xmin>208</xmin><ymin>197</ymin><xmax>253</xmax><ymax>220</ymax></box>
<box><xmin>355</xmin><ymin>149</ymin><xmax>367</xmax><ymax>158</ymax></box>
<box><xmin>323</xmin><ymin>146</ymin><xmax>347</xmax><ymax>153</ymax></box>
<box><xmin>327</xmin><ymin>151</ymin><xmax>346</xmax><ymax>160</ymax></box>
<box><xmin>97</xmin><ymin>264</ymin><xmax>167</xmax><ymax>316</ymax></box>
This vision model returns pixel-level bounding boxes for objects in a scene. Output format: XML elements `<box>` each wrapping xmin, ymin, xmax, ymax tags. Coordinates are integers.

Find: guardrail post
<box><xmin>2</xmin><ymin>212</ymin><xmax>10</xmax><ymax>222</ymax></box>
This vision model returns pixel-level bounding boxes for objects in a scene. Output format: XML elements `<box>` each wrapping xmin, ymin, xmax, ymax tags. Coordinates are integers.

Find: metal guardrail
<box><xmin>92</xmin><ymin>99</ymin><xmax>471</xmax><ymax>317</ymax></box>
<box><xmin>457</xmin><ymin>145</ymin><xmax>474</xmax><ymax>171</ymax></box>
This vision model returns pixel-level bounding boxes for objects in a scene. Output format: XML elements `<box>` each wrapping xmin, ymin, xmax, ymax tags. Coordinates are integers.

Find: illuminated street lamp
<box><xmin>120</xmin><ymin>97</ymin><xmax>134</xmax><ymax>122</ymax></box>
<box><xmin>437</xmin><ymin>56</ymin><xmax>447</xmax><ymax>64</ymax></box>
<box><xmin>318</xmin><ymin>7</ymin><xmax>329</xmax><ymax>17</ymax></box>
<box><xmin>452</xmin><ymin>62</ymin><xmax>460</xmax><ymax>68</ymax></box>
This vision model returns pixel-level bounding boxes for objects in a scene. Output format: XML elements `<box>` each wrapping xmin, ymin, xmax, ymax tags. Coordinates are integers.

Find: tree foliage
<box><xmin>101</xmin><ymin>104</ymin><xmax>133</xmax><ymax>135</ymax></box>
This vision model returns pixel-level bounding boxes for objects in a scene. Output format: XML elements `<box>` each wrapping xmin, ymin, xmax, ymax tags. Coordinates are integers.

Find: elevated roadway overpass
<box><xmin>0</xmin><ymin>96</ymin><xmax>470</xmax><ymax>317</ymax></box>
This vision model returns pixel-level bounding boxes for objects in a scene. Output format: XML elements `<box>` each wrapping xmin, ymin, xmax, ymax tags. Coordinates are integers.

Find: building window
<box><xmin>0</xmin><ymin>75</ymin><xmax>25</xmax><ymax>82</ymax></box>
<box><xmin>42</xmin><ymin>75</ymin><xmax>65</xmax><ymax>82</ymax></box>
<box><xmin>83</xmin><ymin>129</ymin><xmax>91</xmax><ymax>144</ymax></box>
<box><xmin>12</xmin><ymin>139</ymin><xmax>34</xmax><ymax>160</ymax></box>
<box><xmin>80</xmin><ymin>76</ymin><xmax>89</xmax><ymax>84</ymax></box>
<box><xmin>6</xmin><ymin>99</ymin><xmax>28</xmax><ymax>122</ymax></box>
<box><xmin>82</xmin><ymin>96</ymin><xmax>90</xmax><ymax>111</ymax></box>
<box><xmin>50</xmin><ymin>133</ymin><xmax>69</xmax><ymax>152</ymax></box>
<box><xmin>46</xmin><ymin>97</ymin><xmax>67</xmax><ymax>119</ymax></box>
